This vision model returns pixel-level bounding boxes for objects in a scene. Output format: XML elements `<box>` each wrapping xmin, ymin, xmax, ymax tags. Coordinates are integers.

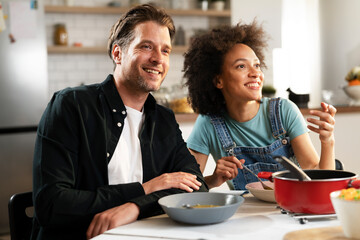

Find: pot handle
<box><xmin>257</xmin><ymin>171</ymin><xmax>273</xmax><ymax>182</ymax></box>
<box><xmin>348</xmin><ymin>179</ymin><xmax>360</xmax><ymax>189</ymax></box>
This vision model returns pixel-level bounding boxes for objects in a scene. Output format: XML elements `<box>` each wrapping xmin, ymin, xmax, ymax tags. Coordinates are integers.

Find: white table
<box><xmin>92</xmin><ymin>193</ymin><xmax>341</xmax><ymax>240</ymax></box>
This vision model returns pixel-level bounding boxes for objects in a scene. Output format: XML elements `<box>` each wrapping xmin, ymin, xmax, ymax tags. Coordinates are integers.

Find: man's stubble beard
<box><xmin>135</xmin><ymin>75</ymin><xmax>164</xmax><ymax>93</ymax></box>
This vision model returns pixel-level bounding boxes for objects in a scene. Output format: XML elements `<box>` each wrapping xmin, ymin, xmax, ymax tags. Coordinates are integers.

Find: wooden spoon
<box><xmin>273</xmin><ymin>155</ymin><xmax>311</xmax><ymax>181</ymax></box>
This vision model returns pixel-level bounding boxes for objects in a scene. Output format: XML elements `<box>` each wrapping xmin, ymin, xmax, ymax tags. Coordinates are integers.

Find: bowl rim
<box><xmin>272</xmin><ymin>170</ymin><xmax>358</xmax><ymax>182</ymax></box>
<box><xmin>245</xmin><ymin>181</ymin><xmax>274</xmax><ymax>191</ymax></box>
<box><xmin>158</xmin><ymin>192</ymin><xmax>244</xmax><ymax>209</ymax></box>
<box><xmin>344</xmin><ymin>85</ymin><xmax>360</xmax><ymax>89</ymax></box>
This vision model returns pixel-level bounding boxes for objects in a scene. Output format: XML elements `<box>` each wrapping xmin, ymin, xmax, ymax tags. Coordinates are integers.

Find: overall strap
<box><xmin>269</xmin><ymin>97</ymin><xmax>287</xmax><ymax>139</ymax></box>
<box><xmin>209</xmin><ymin>115</ymin><xmax>236</xmax><ymax>156</ymax></box>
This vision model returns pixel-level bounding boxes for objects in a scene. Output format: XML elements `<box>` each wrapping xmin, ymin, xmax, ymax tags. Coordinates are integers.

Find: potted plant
<box><xmin>345</xmin><ymin>66</ymin><xmax>360</xmax><ymax>86</ymax></box>
<box><xmin>262</xmin><ymin>85</ymin><xmax>276</xmax><ymax>98</ymax></box>
<box><xmin>344</xmin><ymin>66</ymin><xmax>360</xmax><ymax>104</ymax></box>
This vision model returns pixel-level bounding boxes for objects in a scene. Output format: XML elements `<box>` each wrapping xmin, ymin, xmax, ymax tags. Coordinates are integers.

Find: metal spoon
<box><xmin>227</xmin><ymin>147</ymin><xmax>273</xmax><ymax>190</ymax></box>
<box><xmin>273</xmin><ymin>155</ymin><xmax>311</xmax><ymax>181</ymax></box>
<box><xmin>240</xmin><ymin>162</ymin><xmax>273</xmax><ymax>190</ymax></box>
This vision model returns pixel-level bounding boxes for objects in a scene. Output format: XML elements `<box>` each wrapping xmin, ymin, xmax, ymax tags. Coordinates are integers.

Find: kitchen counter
<box><xmin>175</xmin><ymin>105</ymin><xmax>360</xmax><ymax>123</ymax></box>
<box><xmin>91</xmin><ymin>193</ymin><xmax>343</xmax><ymax>240</ymax></box>
<box><xmin>299</xmin><ymin>105</ymin><xmax>360</xmax><ymax>115</ymax></box>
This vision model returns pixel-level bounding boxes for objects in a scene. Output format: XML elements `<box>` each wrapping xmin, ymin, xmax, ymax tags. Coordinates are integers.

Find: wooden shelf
<box><xmin>47</xmin><ymin>45</ymin><xmax>188</xmax><ymax>54</ymax></box>
<box><xmin>45</xmin><ymin>5</ymin><xmax>230</xmax><ymax>55</ymax></box>
<box><xmin>300</xmin><ymin>105</ymin><xmax>360</xmax><ymax>115</ymax></box>
<box><xmin>44</xmin><ymin>5</ymin><xmax>231</xmax><ymax>17</ymax></box>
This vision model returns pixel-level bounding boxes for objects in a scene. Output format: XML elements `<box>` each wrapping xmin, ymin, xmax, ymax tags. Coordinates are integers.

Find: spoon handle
<box><xmin>273</xmin><ymin>155</ymin><xmax>311</xmax><ymax>181</ymax></box>
<box><xmin>240</xmin><ymin>162</ymin><xmax>273</xmax><ymax>190</ymax></box>
<box><xmin>226</xmin><ymin>145</ymin><xmax>272</xmax><ymax>190</ymax></box>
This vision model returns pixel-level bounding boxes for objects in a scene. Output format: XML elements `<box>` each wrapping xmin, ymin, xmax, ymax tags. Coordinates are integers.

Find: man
<box><xmin>32</xmin><ymin>4</ymin><xmax>208</xmax><ymax>240</ymax></box>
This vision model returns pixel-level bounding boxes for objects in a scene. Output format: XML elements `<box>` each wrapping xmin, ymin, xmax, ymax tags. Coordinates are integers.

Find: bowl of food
<box><xmin>330</xmin><ymin>188</ymin><xmax>360</xmax><ymax>239</ymax></box>
<box><xmin>158</xmin><ymin>192</ymin><xmax>244</xmax><ymax>224</ymax></box>
<box><xmin>344</xmin><ymin>66</ymin><xmax>360</xmax><ymax>105</ymax></box>
<box><xmin>245</xmin><ymin>181</ymin><xmax>276</xmax><ymax>203</ymax></box>
<box><xmin>345</xmin><ymin>66</ymin><xmax>360</xmax><ymax>86</ymax></box>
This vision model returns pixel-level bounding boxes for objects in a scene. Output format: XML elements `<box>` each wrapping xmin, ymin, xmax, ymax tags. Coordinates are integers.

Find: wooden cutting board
<box><xmin>283</xmin><ymin>226</ymin><xmax>352</xmax><ymax>240</ymax></box>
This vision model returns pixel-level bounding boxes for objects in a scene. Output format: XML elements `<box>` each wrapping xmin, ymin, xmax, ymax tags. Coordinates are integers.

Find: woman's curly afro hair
<box><xmin>183</xmin><ymin>20</ymin><xmax>268</xmax><ymax>115</ymax></box>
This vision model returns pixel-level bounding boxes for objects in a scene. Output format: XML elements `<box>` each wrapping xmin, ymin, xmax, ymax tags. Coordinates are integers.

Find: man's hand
<box><xmin>86</xmin><ymin>202</ymin><xmax>140</xmax><ymax>239</ymax></box>
<box><xmin>142</xmin><ymin>172</ymin><xmax>202</xmax><ymax>194</ymax></box>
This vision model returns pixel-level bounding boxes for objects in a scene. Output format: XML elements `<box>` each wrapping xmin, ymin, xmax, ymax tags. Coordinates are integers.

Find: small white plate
<box><xmin>245</xmin><ymin>181</ymin><xmax>276</xmax><ymax>203</ymax></box>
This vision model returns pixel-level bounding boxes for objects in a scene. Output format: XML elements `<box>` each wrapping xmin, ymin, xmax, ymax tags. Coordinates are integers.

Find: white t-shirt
<box><xmin>108</xmin><ymin>106</ymin><xmax>144</xmax><ymax>185</ymax></box>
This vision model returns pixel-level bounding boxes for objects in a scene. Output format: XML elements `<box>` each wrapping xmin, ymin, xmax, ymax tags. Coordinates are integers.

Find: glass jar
<box><xmin>152</xmin><ymin>87</ymin><xmax>170</xmax><ymax>107</ymax></box>
<box><xmin>199</xmin><ymin>0</ymin><xmax>208</xmax><ymax>11</ymax></box>
<box><xmin>174</xmin><ymin>26</ymin><xmax>185</xmax><ymax>46</ymax></box>
<box><xmin>54</xmin><ymin>24</ymin><xmax>68</xmax><ymax>46</ymax></box>
<box><xmin>169</xmin><ymin>84</ymin><xmax>194</xmax><ymax>113</ymax></box>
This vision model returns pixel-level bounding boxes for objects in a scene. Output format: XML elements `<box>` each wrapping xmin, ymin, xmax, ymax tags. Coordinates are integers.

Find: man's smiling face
<box><xmin>118</xmin><ymin>21</ymin><xmax>172</xmax><ymax>93</ymax></box>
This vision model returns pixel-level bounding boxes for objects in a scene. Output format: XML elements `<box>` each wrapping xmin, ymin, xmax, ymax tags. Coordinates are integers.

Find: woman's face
<box><xmin>215</xmin><ymin>43</ymin><xmax>264</xmax><ymax>104</ymax></box>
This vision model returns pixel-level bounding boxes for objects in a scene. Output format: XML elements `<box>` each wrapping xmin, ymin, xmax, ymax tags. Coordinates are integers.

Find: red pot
<box><xmin>268</xmin><ymin>170</ymin><xmax>358</xmax><ymax>214</ymax></box>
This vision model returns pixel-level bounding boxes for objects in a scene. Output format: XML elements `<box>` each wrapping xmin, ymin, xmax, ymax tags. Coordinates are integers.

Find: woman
<box><xmin>183</xmin><ymin>21</ymin><xmax>337</xmax><ymax>190</ymax></box>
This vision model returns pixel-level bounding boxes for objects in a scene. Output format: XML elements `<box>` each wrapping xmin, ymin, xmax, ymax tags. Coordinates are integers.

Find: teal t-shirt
<box><xmin>187</xmin><ymin>98</ymin><xmax>308</xmax><ymax>162</ymax></box>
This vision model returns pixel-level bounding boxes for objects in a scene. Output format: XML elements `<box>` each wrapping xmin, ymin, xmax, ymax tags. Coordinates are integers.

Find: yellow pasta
<box><xmin>191</xmin><ymin>204</ymin><xmax>220</xmax><ymax>208</ymax></box>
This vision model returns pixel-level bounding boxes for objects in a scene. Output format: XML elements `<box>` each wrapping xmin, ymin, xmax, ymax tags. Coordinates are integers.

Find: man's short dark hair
<box><xmin>107</xmin><ymin>4</ymin><xmax>175</xmax><ymax>66</ymax></box>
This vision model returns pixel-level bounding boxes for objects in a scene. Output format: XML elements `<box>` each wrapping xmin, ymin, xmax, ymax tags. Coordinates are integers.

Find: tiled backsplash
<box><xmin>44</xmin><ymin>0</ymin><xmax>218</xmax><ymax>97</ymax></box>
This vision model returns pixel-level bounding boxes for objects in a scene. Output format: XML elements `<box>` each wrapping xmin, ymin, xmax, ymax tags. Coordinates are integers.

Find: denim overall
<box><xmin>210</xmin><ymin>98</ymin><xmax>297</xmax><ymax>190</ymax></box>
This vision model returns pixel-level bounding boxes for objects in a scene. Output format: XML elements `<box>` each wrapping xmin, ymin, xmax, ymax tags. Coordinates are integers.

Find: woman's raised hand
<box><xmin>307</xmin><ymin>102</ymin><xmax>337</xmax><ymax>144</ymax></box>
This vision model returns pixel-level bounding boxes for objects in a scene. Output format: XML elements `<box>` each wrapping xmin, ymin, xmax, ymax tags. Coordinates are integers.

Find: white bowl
<box><xmin>330</xmin><ymin>190</ymin><xmax>360</xmax><ymax>239</ymax></box>
<box><xmin>245</xmin><ymin>181</ymin><xmax>276</xmax><ymax>203</ymax></box>
<box><xmin>343</xmin><ymin>85</ymin><xmax>360</xmax><ymax>100</ymax></box>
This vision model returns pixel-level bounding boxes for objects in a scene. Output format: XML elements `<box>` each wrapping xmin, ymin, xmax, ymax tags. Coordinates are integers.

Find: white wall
<box><xmin>231</xmin><ymin>0</ymin><xmax>325</xmax><ymax>108</ymax></box>
<box><xmin>307</xmin><ymin>113</ymin><xmax>360</xmax><ymax>176</ymax></box>
<box><xmin>320</xmin><ymin>0</ymin><xmax>360</xmax><ymax>91</ymax></box>
<box><xmin>230</xmin><ymin>0</ymin><xmax>282</xmax><ymax>89</ymax></box>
